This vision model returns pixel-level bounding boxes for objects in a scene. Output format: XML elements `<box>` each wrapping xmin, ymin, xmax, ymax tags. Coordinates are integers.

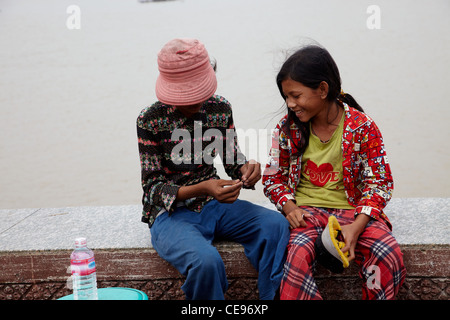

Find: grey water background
<box><xmin>1</xmin><ymin>0</ymin><xmax>449</xmax><ymax>210</ymax></box>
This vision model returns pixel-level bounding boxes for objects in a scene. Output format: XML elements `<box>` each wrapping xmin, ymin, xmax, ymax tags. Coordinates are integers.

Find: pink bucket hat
<box><xmin>155</xmin><ymin>38</ymin><xmax>217</xmax><ymax>106</ymax></box>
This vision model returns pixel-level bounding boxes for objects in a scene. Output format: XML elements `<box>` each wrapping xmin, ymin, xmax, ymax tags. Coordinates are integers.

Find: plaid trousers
<box><xmin>280</xmin><ymin>206</ymin><xmax>406</xmax><ymax>300</ymax></box>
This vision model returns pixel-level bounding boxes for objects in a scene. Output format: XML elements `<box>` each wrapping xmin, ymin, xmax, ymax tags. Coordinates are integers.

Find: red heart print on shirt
<box><xmin>304</xmin><ymin>160</ymin><xmax>339</xmax><ymax>187</ymax></box>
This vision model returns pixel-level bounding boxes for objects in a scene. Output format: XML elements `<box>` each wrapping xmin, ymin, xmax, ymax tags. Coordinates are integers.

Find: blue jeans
<box><xmin>150</xmin><ymin>199</ymin><xmax>290</xmax><ymax>300</ymax></box>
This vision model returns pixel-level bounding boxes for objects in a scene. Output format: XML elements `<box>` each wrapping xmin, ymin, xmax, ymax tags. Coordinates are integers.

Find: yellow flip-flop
<box><xmin>314</xmin><ymin>216</ymin><xmax>349</xmax><ymax>273</ymax></box>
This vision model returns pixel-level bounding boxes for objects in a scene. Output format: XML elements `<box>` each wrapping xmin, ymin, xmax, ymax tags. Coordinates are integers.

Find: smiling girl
<box><xmin>262</xmin><ymin>44</ymin><xmax>406</xmax><ymax>300</ymax></box>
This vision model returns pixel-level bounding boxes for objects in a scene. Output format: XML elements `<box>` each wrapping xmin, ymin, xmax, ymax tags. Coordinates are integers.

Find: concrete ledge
<box><xmin>0</xmin><ymin>198</ymin><xmax>449</xmax><ymax>300</ymax></box>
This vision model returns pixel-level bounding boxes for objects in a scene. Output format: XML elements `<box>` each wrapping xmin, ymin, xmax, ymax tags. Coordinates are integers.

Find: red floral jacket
<box><xmin>262</xmin><ymin>104</ymin><xmax>394</xmax><ymax>230</ymax></box>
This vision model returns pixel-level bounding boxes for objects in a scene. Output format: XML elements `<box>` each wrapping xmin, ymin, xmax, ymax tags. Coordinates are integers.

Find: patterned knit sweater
<box><xmin>136</xmin><ymin>95</ymin><xmax>246</xmax><ymax>227</ymax></box>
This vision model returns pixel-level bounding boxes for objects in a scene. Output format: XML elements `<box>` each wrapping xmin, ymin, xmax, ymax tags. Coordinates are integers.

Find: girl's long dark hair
<box><xmin>276</xmin><ymin>44</ymin><xmax>364</xmax><ymax>155</ymax></box>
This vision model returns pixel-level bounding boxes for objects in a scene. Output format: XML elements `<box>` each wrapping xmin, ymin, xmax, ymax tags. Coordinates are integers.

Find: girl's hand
<box><xmin>340</xmin><ymin>214</ymin><xmax>371</xmax><ymax>261</ymax></box>
<box><xmin>203</xmin><ymin>179</ymin><xmax>243</xmax><ymax>203</ymax></box>
<box><xmin>282</xmin><ymin>200</ymin><xmax>312</xmax><ymax>229</ymax></box>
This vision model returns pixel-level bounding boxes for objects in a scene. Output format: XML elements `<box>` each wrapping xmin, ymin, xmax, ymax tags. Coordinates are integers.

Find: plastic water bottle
<box><xmin>70</xmin><ymin>237</ymin><xmax>98</xmax><ymax>300</ymax></box>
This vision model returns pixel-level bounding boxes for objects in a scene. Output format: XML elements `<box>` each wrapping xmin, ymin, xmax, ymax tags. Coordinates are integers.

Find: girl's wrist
<box><xmin>352</xmin><ymin>213</ymin><xmax>371</xmax><ymax>235</ymax></box>
<box><xmin>282</xmin><ymin>200</ymin><xmax>298</xmax><ymax>215</ymax></box>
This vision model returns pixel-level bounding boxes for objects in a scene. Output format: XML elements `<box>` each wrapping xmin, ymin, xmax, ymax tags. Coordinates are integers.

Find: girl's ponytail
<box><xmin>338</xmin><ymin>91</ymin><xmax>364</xmax><ymax>113</ymax></box>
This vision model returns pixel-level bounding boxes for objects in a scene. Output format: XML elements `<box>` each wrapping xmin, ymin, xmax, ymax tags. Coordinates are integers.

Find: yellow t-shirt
<box><xmin>295</xmin><ymin>114</ymin><xmax>354</xmax><ymax>209</ymax></box>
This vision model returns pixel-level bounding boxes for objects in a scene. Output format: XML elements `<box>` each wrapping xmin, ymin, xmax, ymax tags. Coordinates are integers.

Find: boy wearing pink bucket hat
<box><xmin>136</xmin><ymin>38</ymin><xmax>289</xmax><ymax>300</ymax></box>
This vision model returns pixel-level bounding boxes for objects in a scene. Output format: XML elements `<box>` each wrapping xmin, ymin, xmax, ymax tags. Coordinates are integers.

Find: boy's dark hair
<box><xmin>276</xmin><ymin>44</ymin><xmax>364</xmax><ymax>155</ymax></box>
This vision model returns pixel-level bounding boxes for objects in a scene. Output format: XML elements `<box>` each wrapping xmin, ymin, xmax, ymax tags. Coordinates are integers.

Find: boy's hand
<box><xmin>204</xmin><ymin>179</ymin><xmax>243</xmax><ymax>203</ymax></box>
<box><xmin>240</xmin><ymin>159</ymin><xmax>261</xmax><ymax>187</ymax></box>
